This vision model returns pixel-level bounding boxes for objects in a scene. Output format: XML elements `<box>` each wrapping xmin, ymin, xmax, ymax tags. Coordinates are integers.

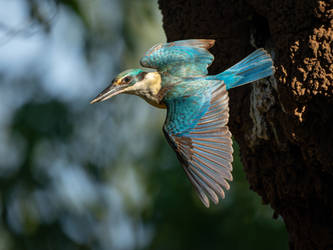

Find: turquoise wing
<box><xmin>140</xmin><ymin>39</ymin><xmax>215</xmax><ymax>77</ymax></box>
<box><xmin>163</xmin><ymin>83</ymin><xmax>233</xmax><ymax>207</ymax></box>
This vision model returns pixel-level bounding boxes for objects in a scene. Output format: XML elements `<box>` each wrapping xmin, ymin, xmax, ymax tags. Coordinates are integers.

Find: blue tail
<box><xmin>214</xmin><ymin>48</ymin><xmax>274</xmax><ymax>90</ymax></box>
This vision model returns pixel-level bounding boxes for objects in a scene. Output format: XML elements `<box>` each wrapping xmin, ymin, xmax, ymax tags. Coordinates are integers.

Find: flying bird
<box><xmin>91</xmin><ymin>39</ymin><xmax>274</xmax><ymax>207</ymax></box>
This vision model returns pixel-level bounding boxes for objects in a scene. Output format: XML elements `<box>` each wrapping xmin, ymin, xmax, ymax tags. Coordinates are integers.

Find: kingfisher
<box><xmin>91</xmin><ymin>39</ymin><xmax>274</xmax><ymax>207</ymax></box>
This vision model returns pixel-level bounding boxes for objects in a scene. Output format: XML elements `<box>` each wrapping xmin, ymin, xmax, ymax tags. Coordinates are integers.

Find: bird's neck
<box><xmin>127</xmin><ymin>72</ymin><xmax>166</xmax><ymax>109</ymax></box>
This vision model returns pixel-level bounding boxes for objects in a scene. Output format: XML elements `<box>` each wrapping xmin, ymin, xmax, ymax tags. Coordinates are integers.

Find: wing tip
<box><xmin>200</xmin><ymin>39</ymin><xmax>215</xmax><ymax>49</ymax></box>
<box><xmin>172</xmin><ymin>39</ymin><xmax>215</xmax><ymax>50</ymax></box>
<box><xmin>191</xmin><ymin>39</ymin><xmax>215</xmax><ymax>50</ymax></box>
<box><xmin>201</xmin><ymin>195</ymin><xmax>210</xmax><ymax>208</ymax></box>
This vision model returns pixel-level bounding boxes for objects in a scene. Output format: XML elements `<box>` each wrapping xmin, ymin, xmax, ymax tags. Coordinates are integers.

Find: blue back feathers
<box><xmin>140</xmin><ymin>39</ymin><xmax>215</xmax><ymax>77</ymax></box>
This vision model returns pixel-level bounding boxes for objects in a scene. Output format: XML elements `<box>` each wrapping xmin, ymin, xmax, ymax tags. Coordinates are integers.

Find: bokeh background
<box><xmin>0</xmin><ymin>0</ymin><xmax>288</xmax><ymax>249</ymax></box>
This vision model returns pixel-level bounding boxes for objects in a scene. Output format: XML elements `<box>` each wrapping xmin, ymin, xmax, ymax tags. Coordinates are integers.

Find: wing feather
<box><xmin>188</xmin><ymin>166</ymin><xmax>219</xmax><ymax>204</ymax></box>
<box><xmin>140</xmin><ymin>39</ymin><xmax>215</xmax><ymax>77</ymax></box>
<box><xmin>183</xmin><ymin>167</ymin><xmax>210</xmax><ymax>207</ymax></box>
<box><xmin>163</xmin><ymin>82</ymin><xmax>233</xmax><ymax>207</ymax></box>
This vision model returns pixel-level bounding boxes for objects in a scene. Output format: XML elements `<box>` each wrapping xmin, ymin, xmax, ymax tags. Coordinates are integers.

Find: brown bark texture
<box><xmin>158</xmin><ymin>0</ymin><xmax>333</xmax><ymax>249</ymax></box>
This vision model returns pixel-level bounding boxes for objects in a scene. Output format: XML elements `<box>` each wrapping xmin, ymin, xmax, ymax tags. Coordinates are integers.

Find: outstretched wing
<box><xmin>140</xmin><ymin>39</ymin><xmax>215</xmax><ymax>77</ymax></box>
<box><xmin>163</xmin><ymin>82</ymin><xmax>233</xmax><ymax>207</ymax></box>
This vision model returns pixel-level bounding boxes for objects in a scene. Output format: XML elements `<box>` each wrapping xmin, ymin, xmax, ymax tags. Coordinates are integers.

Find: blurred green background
<box><xmin>0</xmin><ymin>0</ymin><xmax>288</xmax><ymax>249</ymax></box>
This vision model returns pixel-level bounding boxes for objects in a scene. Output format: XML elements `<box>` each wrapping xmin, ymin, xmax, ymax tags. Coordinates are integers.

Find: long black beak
<box><xmin>90</xmin><ymin>84</ymin><xmax>127</xmax><ymax>104</ymax></box>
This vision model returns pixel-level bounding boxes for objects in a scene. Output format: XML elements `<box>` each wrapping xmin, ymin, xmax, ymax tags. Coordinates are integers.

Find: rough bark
<box><xmin>158</xmin><ymin>0</ymin><xmax>333</xmax><ymax>249</ymax></box>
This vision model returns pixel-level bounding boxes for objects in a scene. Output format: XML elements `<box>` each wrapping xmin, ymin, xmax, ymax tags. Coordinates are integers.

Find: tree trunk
<box><xmin>158</xmin><ymin>0</ymin><xmax>333</xmax><ymax>249</ymax></box>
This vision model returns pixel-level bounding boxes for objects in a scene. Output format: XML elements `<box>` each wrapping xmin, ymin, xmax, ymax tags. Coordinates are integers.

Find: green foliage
<box><xmin>56</xmin><ymin>0</ymin><xmax>81</xmax><ymax>16</ymax></box>
<box><xmin>11</xmin><ymin>100</ymin><xmax>73</xmax><ymax>143</ymax></box>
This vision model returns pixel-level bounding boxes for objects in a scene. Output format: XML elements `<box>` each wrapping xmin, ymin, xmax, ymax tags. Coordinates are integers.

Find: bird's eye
<box><xmin>123</xmin><ymin>76</ymin><xmax>131</xmax><ymax>84</ymax></box>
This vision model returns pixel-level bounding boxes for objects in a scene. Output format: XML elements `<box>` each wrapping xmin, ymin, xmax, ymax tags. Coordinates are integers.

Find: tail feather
<box><xmin>215</xmin><ymin>49</ymin><xmax>274</xmax><ymax>90</ymax></box>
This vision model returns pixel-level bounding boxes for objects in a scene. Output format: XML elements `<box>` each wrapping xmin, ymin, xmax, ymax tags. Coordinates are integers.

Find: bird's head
<box><xmin>90</xmin><ymin>68</ymin><xmax>153</xmax><ymax>104</ymax></box>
